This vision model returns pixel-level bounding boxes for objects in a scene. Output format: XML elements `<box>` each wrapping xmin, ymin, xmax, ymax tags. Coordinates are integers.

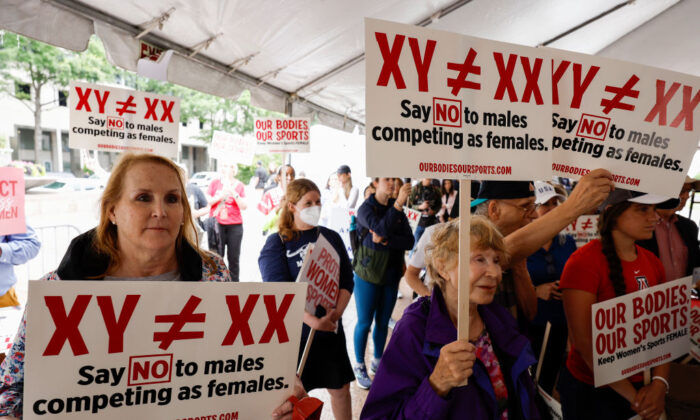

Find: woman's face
<box><xmin>374</xmin><ymin>177</ymin><xmax>394</xmax><ymax>195</ymax></box>
<box><xmin>614</xmin><ymin>203</ymin><xmax>657</xmax><ymax>241</ymax></box>
<box><xmin>291</xmin><ymin>190</ymin><xmax>322</xmax><ymax>227</ymax></box>
<box><xmin>444</xmin><ymin>180</ymin><xmax>452</xmax><ymax>192</ymax></box>
<box><xmin>338</xmin><ymin>172</ymin><xmax>350</xmax><ymax>185</ymax></box>
<box><xmin>109</xmin><ymin>162</ymin><xmax>184</xmax><ymax>255</ymax></box>
<box><xmin>535</xmin><ymin>197</ymin><xmax>560</xmax><ymax>218</ymax></box>
<box><xmin>443</xmin><ymin>245</ymin><xmax>502</xmax><ymax>306</ymax></box>
<box><xmin>280</xmin><ymin>167</ymin><xmax>295</xmax><ymax>190</ymax></box>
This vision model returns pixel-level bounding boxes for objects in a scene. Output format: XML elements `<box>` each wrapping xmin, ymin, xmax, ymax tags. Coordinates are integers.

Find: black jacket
<box><xmin>637</xmin><ymin>214</ymin><xmax>700</xmax><ymax>277</ymax></box>
<box><xmin>56</xmin><ymin>229</ymin><xmax>205</xmax><ymax>282</ymax></box>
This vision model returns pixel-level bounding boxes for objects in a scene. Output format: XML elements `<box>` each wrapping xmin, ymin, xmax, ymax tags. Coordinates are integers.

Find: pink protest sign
<box><xmin>0</xmin><ymin>167</ymin><xmax>26</xmax><ymax>236</ymax></box>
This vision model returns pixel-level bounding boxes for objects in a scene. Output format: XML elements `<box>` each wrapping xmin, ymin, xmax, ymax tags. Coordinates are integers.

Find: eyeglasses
<box><xmin>500</xmin><ymin>200</ymin><xmax>536</xmax><ymax>214</ymax></box>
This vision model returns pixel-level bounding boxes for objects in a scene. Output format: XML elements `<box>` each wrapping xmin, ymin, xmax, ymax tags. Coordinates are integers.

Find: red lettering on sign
<box><xmin>160</xmin><ymin>99</ymin><xmax>175</xmax><ymax>123</ymax></box>
<box><xmin>375</xmin><ymin>32</ymin><xmax>406</xmax><ymax>89</ymax></box>
<box><xmin>43</xmin><ymin>295</ymin><xmax>92</xmax><ymax>356</ymax></box>
<box><xmin>600</xmin><ymin>74</ymin><xmax>640</xmax><ymax>114</ymax></box>
<box><xmin>576</xmin><ymin>114</ymin><xmax>610</xmax><ymax>141</ymax></box>
<box><xmin>128</xmin><ymin>354</ymin><xmax>173</xmax><ymax>386</ymax></box>
<box><xmin>644</xmin><ymin>80</ymin><xmax>681</xmax><ymax>126</ymax></box>
<box><xmin>75</xmin><ymin>87</ymin><xmax>92</xmax><ymax>112</ymax></box>
<box><xmin>93</xmin><ymin>90</ymin><xmax>110</xmax><ymax>114</ymax></box>
<box><xmin>153</xmin><ymin>295</ymin><xmax>206</xmax><ymax>350</ymax></box>
<box><xmin>551</xmin><ymin>61</ymin><xmax>600</xmax><ymax>108</ymax></box>
<box><xmin>144</xmin><ymin>97</ymin><xmax>159</xmax><ymax>121</ymax></box>
<box><xmin>670</xmin><ymin>85</ymin><xmax>700</xmax><ymax>131</ymax></box>
<box><xmin>408</xmin><ymin>37</ymin><xmax>436</xmax><ymax>92</ymax></box>
<box><xmin>259</xmin><ymin>294</ymin><xmax>294</xmax><ymax>344</ymax></box>
<box><xmin>493</xmin><ymin>52</ymin><xmax>518</xmax><ymax>102</ymax></box>
<box><xmin>433</xmin><ymin>97</ymin><xmax>462</xmax><ymax>127</ymax></box>
<box><xmin>221</xmin><ymin>294</ymin><xmax>260</xmax><ymax>346</ymax></box>
<box><xmin>446</xmin><ymin>48</ymin><xmax>481</xmax><ymax>96</ymax></box>
<box><xmin>520</xmin><ymin>56</ymin><xmax>544</xmax><ymax>105</ymax></box>
<box><xmin>116</xmin><ymin>95</ymin><xmax>137</xmax><ymax>116</ymax></box>
<box><xmin>96</xmin><ymin>295</ymin><xmax>140</xmax><ymax>354</ymax></box>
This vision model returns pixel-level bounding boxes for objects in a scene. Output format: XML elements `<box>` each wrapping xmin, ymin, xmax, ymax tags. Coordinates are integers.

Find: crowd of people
<box><xmin>1</xmin><ymin>153</ymin><xmax>699</xmax><ymax>420</ymax></box>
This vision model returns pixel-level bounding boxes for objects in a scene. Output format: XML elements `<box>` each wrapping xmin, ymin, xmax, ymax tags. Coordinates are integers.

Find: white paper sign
<box><xmin>25</xmin><ymin>281</ymin><xmax>305</xmax><ymax>419</ymax></box>
<box><xmin>536</xmin><ymin>385</ymin><xmax>562</xmax><ymax>420</ymax></box>
<box><xmin>296</xmin><ymin>233</ymin><xmax>340</xmax><ymax>313</ymax></box>
<box><xmin>365</xmin><ymin>18</ymin><xmax>552</xmax><ymax>180</ymax></box>
<box><xmin>210</xmin><ymin>131</ymin><xmax>256</xmax><ymax>165</ymax></box>
<box><xmin>591</xmin><ymin>277</ymin><xmax>692</xmax><ymax>387</ymax></box>
<box><xmin>69</xmin><ymin>81</ymin><xmax>180</xmax><ymax>158</ymax></box>
<box><xmin>255</xmin><ymin>118</ymin><xmax>310</xmax><ymax>153</ymax></box>
<box><xmin>561</xmin><ymin>215</ymin><xmax>599</xmax><ymax>248</ymax></box>
<box><xmin>327</xmin><ymin>207</ymin><xmax>355</xmax><ymax>261</ymax></box>
<box><xmin>404</xmin><ymin>207</ymin><xmax>420</xmax><ymax>232</ymax></box>
<box><xmin>549</xmin><ymin>48</ymin><xmax>700</xmax><ymax>196</ymax></box>
<box><xmin>0</xmin><ymin>306</ymin><xmax>23</xmax><ymax>355</ymax></box>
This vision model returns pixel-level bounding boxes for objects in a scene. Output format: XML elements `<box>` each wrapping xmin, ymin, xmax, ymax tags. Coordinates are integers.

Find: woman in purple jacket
<box><xmin>361</xmin><ymin>217</ymin><xmax>540</xmax><ymax>420</ymax></box>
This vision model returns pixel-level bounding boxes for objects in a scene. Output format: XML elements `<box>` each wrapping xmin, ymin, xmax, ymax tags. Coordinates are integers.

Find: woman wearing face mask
<box><xmin>258</xmin><ymin>179</ymin><xmax>355</xmax><ymax>420</ymax></box>
<box><xmin>352</xmin><ymin>177</ymin><xmax>414</xmax><ymax>390</ymax></box>
<box><xmin>559</xmin><ymin>189</ymin><xmax>671</xmax><ymax>420</ymax></box>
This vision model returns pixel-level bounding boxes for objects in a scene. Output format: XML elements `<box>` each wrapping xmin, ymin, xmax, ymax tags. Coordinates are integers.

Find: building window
<box><xmin>182</xmin><ymin>147</ymin><xmax>189</xmax><ymax>159</ymax></box>
<box><xmin>18</xmin><ymin>128</ymin><xmax>33</xmax><ymax>150</ymax></box>
<box><xmin>58</xmin><ymin>90</ymin><xmax>68</xmax><ymax>107</ymax></box>
<box><xmin>15</xmin><ymin>83</ymin><xmax>30</xmax><ymax>98</ymax></box>
<box><xmin>199</xmin><ymin>120</ymin><xmax>204</xmax><ymax>129</ymax></box>
<box><xmin>61</xmin><ymin>132</ymin><xmax>70</xmax><ymax>152</ymax></box>
<box><xmin>42</xmin><ymin>132</ymin><xmax>52</xmax><ymax>151</ymax></box>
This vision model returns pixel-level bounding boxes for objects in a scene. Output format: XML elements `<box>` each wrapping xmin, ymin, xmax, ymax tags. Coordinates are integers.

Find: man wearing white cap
<box><xmin>638</xmin><ymin>176</ymin><xmax>700</xmax><ymax>281</ymax></box>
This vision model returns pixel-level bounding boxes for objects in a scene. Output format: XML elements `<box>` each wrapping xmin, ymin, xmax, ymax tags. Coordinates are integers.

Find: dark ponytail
<box><xmin>598</xmin><ymin>202</ymin><xmax>632</xmax><ymax>297</ymax></box>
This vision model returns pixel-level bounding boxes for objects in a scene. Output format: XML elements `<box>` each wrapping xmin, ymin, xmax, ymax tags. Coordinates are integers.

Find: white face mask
<box><xmin>298</xmin><ymin>205</ymin><xmax>322</xmax><ymax>226</ymax></box>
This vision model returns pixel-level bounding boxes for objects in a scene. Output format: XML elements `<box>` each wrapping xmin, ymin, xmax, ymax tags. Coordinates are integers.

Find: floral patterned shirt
<box><xmin>0</xmin><ymin>254</ymin><xmax>230</xmax><ymax>419</ymax></box>
<box><xmin>475</xmin><ymin>331</ymin><xmax>509</xmax><ymax>420</ymax></box>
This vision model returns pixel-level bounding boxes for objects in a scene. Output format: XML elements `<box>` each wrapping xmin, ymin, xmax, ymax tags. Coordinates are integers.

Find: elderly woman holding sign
<box><xmin>259</xmin><ymin>178</ymin><xmax>354</xmax><ymax>420</ymax></box>
<box><xmin>361</xmin><ymin>217</ymin><xmax>540</xmax><ymax>420</ymax></box>
<box><xmin>559</xmin><ymin>189</ymin><xmax>672</xmax><ymax>420</ymax></box>
<box><xmin>0</xmin><ymin>153</ymin><xmax>230</xmax><ymax>419</ymax></box>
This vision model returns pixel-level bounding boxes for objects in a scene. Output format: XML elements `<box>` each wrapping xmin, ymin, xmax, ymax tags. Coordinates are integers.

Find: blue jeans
<box><xmin>352</xmin><ymin>273</ymin><xmax>399</xmax><ymax>364</ymax></box>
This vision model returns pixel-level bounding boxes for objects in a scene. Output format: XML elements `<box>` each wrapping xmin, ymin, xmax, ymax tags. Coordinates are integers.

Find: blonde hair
<box><xmin>278</xmin><ymin>178</ymin><xmax>321</xmax><ymax>242</ymax></box>
<box><xmin>425</xmin><ymin>216</ymin><xmax>508</xmax><ymax>291</ymax></box>
<box><xmin>94</xmin><ymin>153</ymin><xmax>215</xmax><ymax>276</ymax></box>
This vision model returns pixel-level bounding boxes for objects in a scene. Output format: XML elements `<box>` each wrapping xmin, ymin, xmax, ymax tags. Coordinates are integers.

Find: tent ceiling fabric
<box><xmin>3</xmin><ymin>0</ymin><xmax>698</xmax><ymax>133</ymax></box>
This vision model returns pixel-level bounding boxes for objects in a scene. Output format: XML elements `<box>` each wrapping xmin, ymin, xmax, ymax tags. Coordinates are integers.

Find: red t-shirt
<box><xmin>560</xmin><ymin>239</ymin><xmax>666</xmax><ymax>385</ymax></box>
<box><xmin>208</xmin><ymin>178</ymin><xmax>245</xmax><ymax>225</ymax></box>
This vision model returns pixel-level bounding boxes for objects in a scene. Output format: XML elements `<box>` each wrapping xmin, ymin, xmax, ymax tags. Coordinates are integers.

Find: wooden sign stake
<box><xmin>457</xmin><ymin>179</ymin><xmax>472</xmax><ymax>386</ymax></box>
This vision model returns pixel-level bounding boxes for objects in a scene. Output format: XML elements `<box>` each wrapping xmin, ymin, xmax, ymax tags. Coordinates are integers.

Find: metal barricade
<box><xmin>14</xmin><ymin>224</ymin><xmax>82</xmax><ymax>284</ymax></box>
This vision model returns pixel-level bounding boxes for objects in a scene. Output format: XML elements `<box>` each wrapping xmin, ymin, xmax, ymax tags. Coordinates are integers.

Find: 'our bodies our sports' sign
<box><xmin>69</xmin><ymin>81</ymin><xmax>180</xmax><ymax>158</ymax></box>
<box><xmin>365</xmin><ymin>18</ymin><xmax>552</xmax><ymax>180</ymax></box>
<box><xmin>548</xmin><ymin>48</ymin><xmax>700</xmax><ymax>196</ymax></box>
<box><xmin>255</xmin><ymin>118</ymin><xmax>310</xmax><ymax>153</ymax></box>
<box><xmin>296</xmin><ymin>233</ymin><xmax>340</xmax><ymax>313</ymax></box>
<box><xmin>210</xmin><ymin>131</ymin><xmax>256</xmax><ymax>165</ymax></box>
<box><xmin>591</xmin><ymin>276</ymin><xmax>692</xmax><ymax>387</ymax></box>
<box><xmin>25</xmin><ymin>281</ymin><xmax>305</xmax><ymax>419</ymax></box>
<box><xmin>0</xmin><ymin>167</ymin><xmax>25</xmax><ymax>236</ymax></box>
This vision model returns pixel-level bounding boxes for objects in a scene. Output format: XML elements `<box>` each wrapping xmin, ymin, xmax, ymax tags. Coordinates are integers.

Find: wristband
<box><xmin>651</xmin><ymin>376</ymin><xmax>669</xmax><ymax>394</ymax></box>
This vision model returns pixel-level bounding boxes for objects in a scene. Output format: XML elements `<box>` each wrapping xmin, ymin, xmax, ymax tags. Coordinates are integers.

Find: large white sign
<box><xmin>561</xmin><ymin>215</ymin><xmax>599</xmax><ymax>248</ymax></box>
<box><xmin>296</xmin><ymin>233</ymin><xmax>340</xmax><ymax>313</ymax></box>
<box><xmin>210</xmin><ymin>131</ymin><xmax>256</xmax><ymax>165</ymax></box>
<box><xmin>255</xmin><ymin>118</ymin><xmax>310</xmax><ymax>153</ymax></box>
<box><xmin>365</xmin><ymin>18</ymin><xmax>552</xmax><ymax>180</ymax></box>
<box><xmin>69</xmin><ymin>81</ymin><xmax>180</xmax><ymax>158</ymax></box>
<box><xmin>549</xmin><ymin>48</ymin><xmax>700</xmax><ymax>196</ymax></box>
<box><xmin>25</xmin><ymin>281</ymin><xmax>305</xmax><ymax>419</ymax></box>
<box><xmin>591</xmin><ymin>277</ymin><xmax>692</xmax><ymax>387</ymax></box>
<box><xmin>326</xmin><ymin>207</ymin><xmax>355</xmax><ymax>261</ymax></box>
<box><xmin>0</xmin><ymin>306</ymin><xmax>23</xmax><ymax>355</ymax></box>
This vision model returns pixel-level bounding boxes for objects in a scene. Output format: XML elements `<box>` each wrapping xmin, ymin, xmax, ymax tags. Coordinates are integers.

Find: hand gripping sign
<box><xmin>365</xmin><ymin>18</ymin><xmax>553</xmax><ymax>180</ymax></box>
<box><xmin>0</xmin><ymin>167</ymin><xmax>25</xmax><ymax>236</ymax></box>
<box><xmin>547</xmin><ymin>48</ymin><xmax>700</xmax><ymax>196</ymax></box>
<box><xmin>255</xmin><ymin>118</ymin><xmax>310</xmax><ymax>153</ymax></box>
<box><xmin>24</xmin><ymin>281</ymin><xmax>305</xmax><ymax>419</ymax></box>
<box><xmin>69</xmin><ymin>81</ymin><xmax>180</xmax><ymax>158</ymax></box>
<box><xmin>591</xmin><ymin>276</ymin><xmax>692</xmax><ymax>387</ymax></box>
<box><xmin>210</xmin><ymin>131</ymin><xmax>256</xmax><ymax>165</ymax></box>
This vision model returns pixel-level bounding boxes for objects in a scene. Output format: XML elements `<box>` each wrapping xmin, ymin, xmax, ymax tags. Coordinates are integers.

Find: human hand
<box><xmin>564</xmin><ymin>169</ymin><xmax>614</xmax><ymax>215</ymax></box>
<box><xmin>428</xmin><ymin>340</ymin><xmax>476</xmax><ymax>397</ymax></box>
<box><xmin>536</xmin><ymin>281</ymin><xmax>562</xmax><ymax>301</ymax></box>
<box><xmin>395</xmin><ymin>184</ymin><xmax>412</xmax><ymax>207</ymax></box>
<box><xmin>371</xmin><ymin>230</ymin><xmax>385</xmax><ymax>244</ymax></box>
<box><xmin>632</xmin><ymin>380</ymin><xmax>666</xmax><ymax>420</ymax></box>
<box><xmin>314</xmin><ymin>314</ymin><xmax>338</xmax><ymax>332</ymax></box>
<box><xmin>271</xmin><ymin>375</ymin><xmax>307</xmax><ymax>420</ymax></box>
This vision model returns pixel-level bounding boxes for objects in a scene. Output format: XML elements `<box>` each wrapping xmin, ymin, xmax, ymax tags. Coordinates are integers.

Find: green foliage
<box><xmin>0</xmin><ymin>134</ymin><xmax>9</xmax><ymax>149</ymax></box>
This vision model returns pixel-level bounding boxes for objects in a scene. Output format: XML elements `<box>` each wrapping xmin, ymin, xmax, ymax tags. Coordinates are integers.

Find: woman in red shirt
<box><xmin>559</xmin><ymin>189</ymin><xmax>672</xmax><ymax>420</ymax></box>
<box><xmin>209</xmin><ymin>163</ymin><xmax>247</xmax><ymax>281</ymax></box>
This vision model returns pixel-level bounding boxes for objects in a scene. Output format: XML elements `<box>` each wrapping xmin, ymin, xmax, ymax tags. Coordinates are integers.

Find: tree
<box><xmin>0</xmin><ymin>33</ymin><xmax>114</xmax><ymax>161</ymax></box>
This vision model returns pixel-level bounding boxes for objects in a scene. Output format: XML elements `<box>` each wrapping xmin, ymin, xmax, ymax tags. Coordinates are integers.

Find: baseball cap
<box><xmin>534</xmin><ymin>181</ymin><xmax>565</xmax><ymax>205</ymax></box>
<box><xmin>337</xmin><ymin>165</ymin><xmax>351</xmax><ymax>175</ymax></box>
<box><xmin>470</xmin><ymin>181</ymin><xmax>534</xmax><ymax>207</ymax></box>
<box><xmin>598</xmin><ymin>188</ymin><xmax>677</xmax><ymax>212</ymax></box>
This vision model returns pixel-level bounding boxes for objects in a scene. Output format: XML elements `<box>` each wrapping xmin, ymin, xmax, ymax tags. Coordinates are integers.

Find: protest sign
<box><xmin>296</xmin><ymin>233</ymin><xmax>340</xmax><ymax>314</ymax></box>
<box><xmin>537</xmin><ymin>385</ymin><xmax>562</xmax><ymax>420</ymax></box>
<box><xmin>327</xmin><ymin>207</ymin><xmax>354</xmax><ymax>260</ymax></box>
<box><xmin>0</xmin><ymin>306</ymin><xmax>23</xmax><ymax>354</ymax></box>
<box><xmin>255</xmin><ymin>118</ymin><xmax>310</xmax><ymax>153</ymax></box>
<box><xmin>210</xmin><ymin>131</ymin><xmax>256</xmax><ymax>165</ymax></box>
<box><xmin>561</xmin><ymin>215</ymin><xmax>599</xmax><ymax>248</ymax></box>
<box><xmin>25</xmin><ymin>281</ymin><xmax>305</xmax><ymax>419</ymax></box>
<box><xmin>69</xmin><ymin>81</ymin><xmax>180</xmax><ymax>158</ymax></box>
<box><xmin>591</xmin><ymin>276</ymin><xmax>692</xmax><ymax>387</ymax></box>
<box><xmin>691</xmin><ymin>300</ymin><xmax>700</xmax><ymax>362</ymax></box>
<box><xmin>365</xmin><ymin>18</ymin><xmax>552</xmax><ymax>180</ymax></box>
<box><xmin>403</xmin><ymin>206</ymin><xmax>420</xmax><ymax>232</ymax></box>
<box><xmin>0</xmin><ymin>167</ymin><xmax>25</xmax><ymax>236</ymax></box>
<box><xmin>548</xmin><ymin>48</ymin><xmax>700</xmax><ymax>196</ymax></box>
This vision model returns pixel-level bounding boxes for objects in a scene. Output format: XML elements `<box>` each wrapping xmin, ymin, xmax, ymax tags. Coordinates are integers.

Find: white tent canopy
<box><xmin>2</xmin><ymin>0</ymin><xmax>699</xmax><ymax>133</ymax></box>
